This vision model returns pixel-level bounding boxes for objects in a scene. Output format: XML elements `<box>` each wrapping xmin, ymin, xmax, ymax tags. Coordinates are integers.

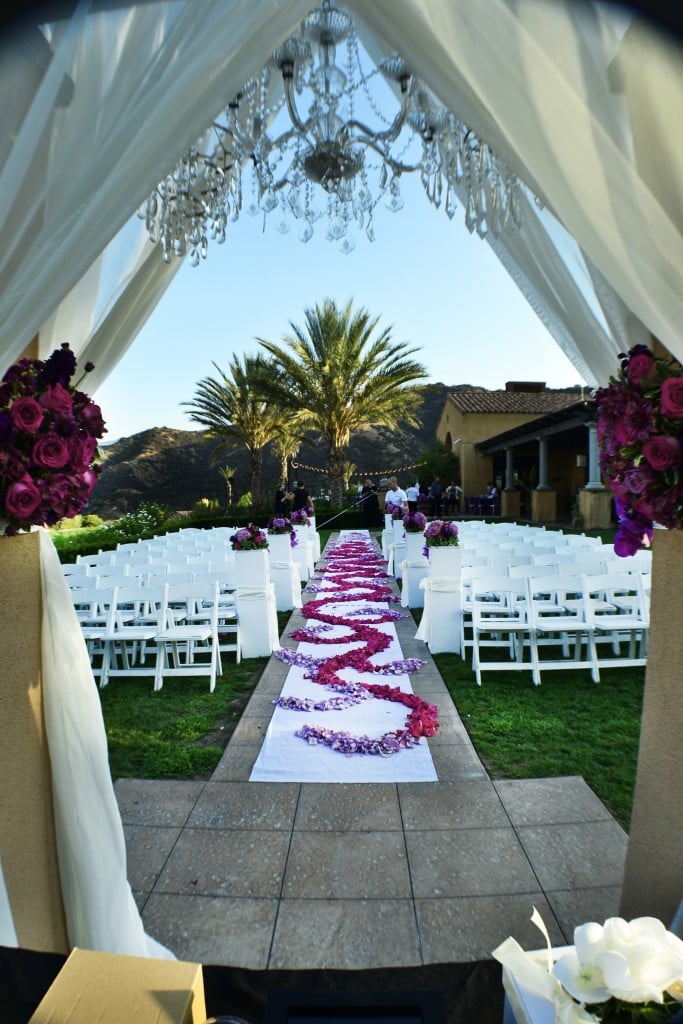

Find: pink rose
<box><xmin>80</xmin><ymin>468</ymin><xmax>98</xmax><ymax>496</ymax></box>
<box><xmin>661</xmin><ymin>377</ymin><xmax>683</xmax><ymax>418</ymax></box>
<box><xmin>9</xmin><ymin>396</ymin><xmax>44</xmax><ymax>433</ymax></box>
<box><xmin>78</xmin><ymin>400</ymin><xmax>106</xmax><ymax>437</ymax></box>
<box><xmin>32</xmin><ymin>434</ymin><xmax>70</xmax><ymax>469</ymax></box>
<box><xmin>627</xmin><ymin>351</ymin><xmax>656</xmax><ymax>386</ymax></box>
<box><xmin>642</xmin><ymin>434</ymin><xmax>682</xmax><ymax>472</ymax></box>
<box><xmin>4</xmin><ymin>473</ymin><xmax>41</xmax><ymax>519</ymax></box>
<box><xmin>39</xmin><ymin>382</ymin><xmax>73</xmax><ymax>415</ymax></box>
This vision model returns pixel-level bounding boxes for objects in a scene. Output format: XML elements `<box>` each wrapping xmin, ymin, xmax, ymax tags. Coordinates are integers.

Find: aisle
<box><xmin>249</xmin><ymin>530</ymin><xmax>439</xmax><ymax>782</ymax></box>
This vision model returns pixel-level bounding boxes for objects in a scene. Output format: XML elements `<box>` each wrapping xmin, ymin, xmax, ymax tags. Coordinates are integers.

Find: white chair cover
<box><xmin>400</xmin><ymin>559</ymin><xmax>429</xmax><ymax>608</ymax></box>
<box><xmin>235</xmin><ymin>584</ymin><xmax>280</xmax><ymax>658</ymax></box>
<box><xmin>270</xmin><ymin>560</ymin><xmax>303</xmax><ymax>612</ymax></box>
<box><xmin>415</xmin><ymin>577</ymin><xmax>462</xmax><ymax>655</ymax></box>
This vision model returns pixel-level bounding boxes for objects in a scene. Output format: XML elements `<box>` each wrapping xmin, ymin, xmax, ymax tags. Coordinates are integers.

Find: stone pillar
<box><xmin>504</xmin><ymin>447</ymin><xmax>515</xmax><ymax>491</ymax></box>
<box><xmin>501</xmin><ymin>490</ymin><xmax>521</xmax><ymax>517</ymax></box>
<box><xmin>620</xmin><ymin>530</ymin><xmax>683</xmax><ymax>923</ymax></box>
<box><xmin>585</xmin><ymin>424</ymin><xmax>603</xmax><ymax>490</ymax></box>
<box><xmin>578</xmin><ymin>488</ymin><xmax>613</xmax><ymax>530</ymax></box>
<box><xmin>531</xmin><ymin>488</ymin><xmax>557</xmax><ymax>524</ymax></box>
<box><xmin>537</xmin><ymin>438</ymin><xmax>551</xmax><ymax>490</ymax></box>
<box><xmin>0</xmin><ymin>532</ymin><xmax>69</xmax><ymax>952</ymax></box>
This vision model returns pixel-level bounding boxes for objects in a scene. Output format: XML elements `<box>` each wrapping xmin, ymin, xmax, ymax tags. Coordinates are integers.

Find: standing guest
<box><xmin>428</xmin><ymin>476</ymin><xmax>443</xmax><ymax>516</ymax></box>
<box><xmin>360</xmin><ymin>478</ymin><xmax>380</xmax><ymax>528</ymax></box>
<box><xmin>378</xmin><ymin>477</ymin><xmax>389</xmax><ymax>512</ymax></box>
<box><xmin>446</xmin><ymin>481</ymin><xmax>462</xmax><ymax>514</ymax></box>
<box><xmin>405</xmin><ymin>479</ymin><xmax>420</xmax><ymax>513</ymax></box>
<box><xmin>274</xmin><ymin>481</ymin><xmax>293</xmax><ymax>516</ymax></box>
<box><xmin>292</xmin><ymin>481</ymin><xmax>311</xmax><ymax>511</ymax></box>
<box><xmin>385</xmin><ymin>476</ymin><xmax>408</xmax><ymax>512</ymax></box>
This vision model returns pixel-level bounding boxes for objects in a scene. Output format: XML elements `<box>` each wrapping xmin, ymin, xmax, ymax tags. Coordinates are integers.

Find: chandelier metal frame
<box><xmin>141</xmin><ymin>1</ymin><xmax>528</xmax><ymax>264</ymax></box>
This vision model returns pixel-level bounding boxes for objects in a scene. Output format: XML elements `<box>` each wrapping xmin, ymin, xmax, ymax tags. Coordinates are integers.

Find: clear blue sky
<box><xmin>95</xmin><ymin>175</ymin><xmax>586</xmax><ymax>443</ymax></box>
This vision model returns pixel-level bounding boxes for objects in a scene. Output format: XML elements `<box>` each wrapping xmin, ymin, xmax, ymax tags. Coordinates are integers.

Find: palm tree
<box><xmin>182</xmin><ymin>354</ymin><xmax>280</xmax><ymax>502</ymax></box>
<box><xmin>257</xmin><ymin>299</ymin><xmax>428</xmax><ymax>507</ymax></box>
<box><xmin>271</xmin><ymin>423</ymin><xmax>302</xmax><ymax>490</ymax></box>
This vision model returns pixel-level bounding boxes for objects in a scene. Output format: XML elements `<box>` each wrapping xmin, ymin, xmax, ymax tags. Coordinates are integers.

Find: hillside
<box><xmin>87</xmin><ymin>383</ymin><xmax>457</xmax><ymax>517</ymax></box>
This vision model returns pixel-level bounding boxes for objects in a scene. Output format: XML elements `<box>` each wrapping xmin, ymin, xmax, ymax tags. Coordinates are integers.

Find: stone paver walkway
<box><xmin>115</xmin><ymin>542</ymin><xmax>627</xmax><ymax>969</ymax></box>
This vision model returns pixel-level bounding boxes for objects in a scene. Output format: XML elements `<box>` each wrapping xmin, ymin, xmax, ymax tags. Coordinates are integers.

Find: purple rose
<box><xmin>635</xmin><ymin>489</ymin><xmax>681</xmax><ymax>530</ymax></box>
<box><xmin>660</xmin><ymin>377</ymin><xmax>683</xmax><ymax>419</ymax></box>
<box><xmin>627</xmin><ymin>351</ymin><xmax>656</xmax><ymax>386</ymax></box>
<box><xmin>642</xmin><ymin>434</ymin><xmax>682</xmax><ymax>472</ymax></box>
<box><xmin>68</xmin><ymin>435</ymin><xmax>97</xmax><ymax>470</ymax></box>
<box><xmin>79</xmin><ymin>468</ymin><xmax>98</xmax><ymax>496</ymax></box>
<box><xmin>39</xmin><ymin>382</ymin><xmax>73</xmax><ymax>415</ymax></box>
<box><xmin>3</xmin><ymin>473</ymin><xmax>42</xmax><ymax>520</ymax></box>
<box><xmin>78</xmin><ymin>399</ymin><xmax>106</xmax><ymax>437</ymax></box>
<box><xmin>32</xmin><ymin>434</ymin><xmax>70</xmax><ymax>469</ymax></box>
<box><xmin>9</xmin><ymin>396</ymin><xmax>44</xmax><ymax>433</ymax></box>
<box><xmin>623</xmin><ymin>464</ymin><xmax>656</xmax><ymax>496</ymax></box>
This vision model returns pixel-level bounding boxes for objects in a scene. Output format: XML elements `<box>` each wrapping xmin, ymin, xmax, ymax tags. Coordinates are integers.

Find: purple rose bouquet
<box><xmin>267</xmin><ymin>515</ymin><xmax>298</xmax><ymax>547</ymax></box>
<box><xmin>402</xmin><ymin>511</ymin><xmax>427</xmax><ymax>532</ymax></box>
<box><xmin>0</xmin><ymin>343</ymin><xmax>106</xmax><ymax>535</ymax></box>
<box><xmin>424</xmin><ymin>519</ymin><xmax>459</xmax><ymax>547</ymax></box>
<box><xmin>291</xmin><ymin>508</ymin><xmax>310</xmax><ymax>526</ymax></box>
<box><xmin>230</xmin><ymin>522</ymin><xmax>269</xmax><ymax>551</ymax></box>
<box><xmin>595</xmin><ymin>344</ymin><xmax>683</xmax><ymax>555</ymax></box>
<box><xmin>385</xmin><ymin>501</ymin><xmax>403</xmax><ymax>519</ymax></box>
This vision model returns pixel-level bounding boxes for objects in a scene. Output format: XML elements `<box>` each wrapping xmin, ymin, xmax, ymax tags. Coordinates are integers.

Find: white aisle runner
<box><xmin>250</xmin><ymin>530</ymin><xmax>438</xmax><ymax>783</ymax></box>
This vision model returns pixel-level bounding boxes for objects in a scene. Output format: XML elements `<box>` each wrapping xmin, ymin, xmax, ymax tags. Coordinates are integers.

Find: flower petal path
<box><xmin>249</xmin><ymin>530</ymin><xmax>439</xmax><ymax>782</ymax></box>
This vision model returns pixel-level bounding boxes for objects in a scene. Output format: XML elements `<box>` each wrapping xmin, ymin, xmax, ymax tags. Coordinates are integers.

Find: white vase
<box><xmin>234</xmin><ymin>548</ymin><xmax>270</xmax><ymax>587</ymax></box>
<box><xmin>392</xmin><ymin>520</ymin><xmax>405</xmax><ymax>545</ymax></box>
<box><xmin>428</xmin><ymin>544</ymin><xmax>461</xmax><ymax>579</ymax></box>
<box><xmin>384</xmin><ymin>514</ymin><xmax>394</xmax><ymax>533</ymax></box>
<box><xmin>404</xmin><ymin>531</ymin><xmax>426</xmax><ymax>561</ymax></box>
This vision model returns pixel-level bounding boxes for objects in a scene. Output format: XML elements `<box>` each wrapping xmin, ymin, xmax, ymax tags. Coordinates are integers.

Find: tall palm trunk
<box><xmin>329</xmin><ymin>446</ymin><xmax>345</xmax><ymax>508</ymax></box>
<box><xmin>249</xmin><ymin>449</ymin><xmax>263</xmax><ymax>503</ymax></box>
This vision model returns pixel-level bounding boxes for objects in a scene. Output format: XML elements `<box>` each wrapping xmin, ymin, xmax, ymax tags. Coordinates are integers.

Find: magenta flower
<box><xmin>32</xmin><ymin>434</ymin><xmax>70</xmax><ymax>469</ymax></box>
<box><xmin>660</xmin><ymin>377</ymin><xmax>683</xmax><ymax>419</ymax></box>
<box><xmin>9</xmin><ymin>396</ymin><xmax>44</xmax><ymax>433</ymax></box>
<box><xmin>596</xmin><ymin>344</ymin><xmax>683</xmax><ymax>554</ymax></box>
<box><xmin>1</xmin><ymin>344</ymin><xmax>105</xmax><ymax>533</ymax></box>
<box><xmin>4</xmin><ymin>474</ymin><xmax>42</xmax><ymax>518</ymax></box>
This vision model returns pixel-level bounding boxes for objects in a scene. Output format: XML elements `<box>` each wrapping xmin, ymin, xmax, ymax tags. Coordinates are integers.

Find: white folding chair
<box><xmin>526</xmin><ymin>574</ymin><xmax>599</xmax><ymax>684</ymax></box>
<box><xmin>154</xmin><ymin>582</ymin><xmax>221</xmax><ymax>692</ymax></box>
<box><xmin>98</xmin><ymin>584</ymin><xmax>166</xmax><ymax>687</ymax></box>
<box><xmin>584</xmin><ymin>572</ymin><xmax>649</xmax><ymax>669</ymax></box>
<box><xmin>471</xmin><ymin>575</ymin><xmax>535</xmax><ymax>686</ymax></box>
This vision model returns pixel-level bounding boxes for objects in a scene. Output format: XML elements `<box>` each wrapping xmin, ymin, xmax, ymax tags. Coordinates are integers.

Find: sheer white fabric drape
<box><xmin>352</xmin><ymin>0</ymin><xmax>683</xmax><ymax>373</ymax></box>
<box><xmin>0</xmin><ymin>0</ymin><xmax>311</xmax><ymax>374</ymax></box>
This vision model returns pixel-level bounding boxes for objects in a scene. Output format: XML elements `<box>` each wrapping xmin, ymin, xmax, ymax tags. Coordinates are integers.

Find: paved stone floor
<box><xmin>115</xmin><ymin>545</ymin><xmax>627</xmax><ymax>970</ymax></box>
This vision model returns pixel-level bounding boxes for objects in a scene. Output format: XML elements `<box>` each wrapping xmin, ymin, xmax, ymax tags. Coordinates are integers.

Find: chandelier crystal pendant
<box><xmin>140</xmin><ymin>1</ymin><xmax>529</xmax><ymax>264</ymax></box>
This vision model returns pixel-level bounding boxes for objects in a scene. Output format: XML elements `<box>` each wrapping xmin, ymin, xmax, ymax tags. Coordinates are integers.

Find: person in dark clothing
<box><xmin>428</xmin><ymin>476</ymin><xmax>443</xmax><ymax>516</ymax></box>
<box><xmin>274</xmin><ymin>482</ymin><xmax>293</xmax><ymax>516</ymax></box>
<box><xmin>292</xmin><ymin>481</ymin><xmax>311</xmax><ymax>511</ymax></box>
<box><xmin>359</xmin><ymin>478</ymin><xmax>380</xmax><ymax>527</ymax></box>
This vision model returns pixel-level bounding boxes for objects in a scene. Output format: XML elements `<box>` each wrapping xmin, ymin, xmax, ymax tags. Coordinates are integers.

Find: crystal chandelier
<box><xmin>141</xmin><ymin>1</ymin><xmax>527</xmax><ymax>265</ymax></box>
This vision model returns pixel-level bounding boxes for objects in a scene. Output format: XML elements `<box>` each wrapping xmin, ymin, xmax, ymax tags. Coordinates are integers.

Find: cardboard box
<box><xmin>29</xmin><ymin>947</ymin><xmax>206</xmax><ymax>1024</ymax></box>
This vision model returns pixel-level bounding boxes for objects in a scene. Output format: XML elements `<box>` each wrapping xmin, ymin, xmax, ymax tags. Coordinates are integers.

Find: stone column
<box><xmin>537</xmin><ymin>438</ymin><xmax>551</xmax><ymax>490</ymax></box>
<box><xmin>584</xmin><ymin>424</ymin><xmax>603</xmax><ymax>490</ymax></box>
<box><xmin>504</xmin><ymin>448</ymin><xmax>515</xmax><ymax>490</ymax></box>
<box><xmin>502</xmin><ymin>447</ymin><xmax>520</xmax><ymax>517</ymax></box>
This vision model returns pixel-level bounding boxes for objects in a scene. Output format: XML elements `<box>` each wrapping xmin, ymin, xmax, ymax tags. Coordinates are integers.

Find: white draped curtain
<box><xmin>0</xmin><ymin>0</ymin><xmax>681</xmax><ymax>385</ymax></box>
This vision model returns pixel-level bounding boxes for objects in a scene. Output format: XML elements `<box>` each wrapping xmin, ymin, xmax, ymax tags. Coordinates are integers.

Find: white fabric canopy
<box><xmin>1</xmin><ymin>0</ymin><xmax>681</xmax><ymax>383</ymax></box>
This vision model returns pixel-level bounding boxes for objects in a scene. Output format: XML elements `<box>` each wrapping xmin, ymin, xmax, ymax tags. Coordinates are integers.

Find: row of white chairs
<box><xmin>72</xmin><ymin>579</ymin><xmax>239</xmax><ymax>691</ymax></box>
<box><xmin>468</xmin><ymin>568</ymin><xmax>649</xmax><ymax>686</ymax></box>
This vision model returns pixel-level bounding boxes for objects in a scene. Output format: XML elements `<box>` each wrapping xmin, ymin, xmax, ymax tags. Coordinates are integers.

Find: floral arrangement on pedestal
<box><xmin>291</xmin><ymin>508</ymin><xmax>311</xmax><ymax>526</ymax></box>
<box><xmin>424</xmin><ymin>519</ymin><xmax>459</xmax><ymax>546</ymax></box>
<box><xmin>595</xmin><ymin>343</ymin><xmax>683</xmax><ymax>556</ymax></box>
<box><xmin>494</xmin><ymin>908</ymin><xmax>683</xmax><ymax>1024</ymax></box>
<box><xmin>0</xmin><ymin>343</ymin><xmax>106</xmax><ymax>535</ymax></box>
<box><xmin>267</xmin><ymin>515</ymin><xmax>297</xmax><ymax>547</ymax></box>
<box><xmin>402</xmin><ymin>511</ymin><xmax>427</xmax><ymax>533</ymax></box>
<box><xmin>385</xmin><ymin>501</ymin><xmax>403</xmax><ymax>519</ymax></box>
<box><xmin>230</xmin><ymin>522</ymin><xmax>269</xmax><ymax>550</ymax></box>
